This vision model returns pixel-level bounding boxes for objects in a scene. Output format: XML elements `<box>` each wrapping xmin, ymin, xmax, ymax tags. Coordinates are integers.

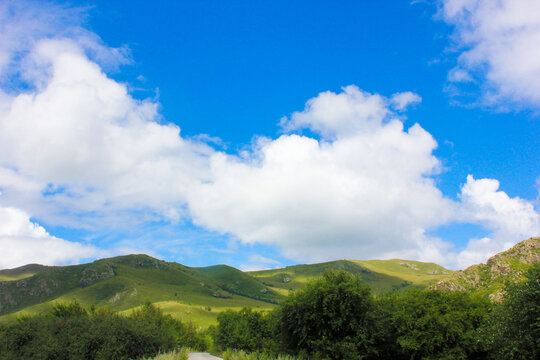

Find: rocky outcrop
<box><xmin>431</xmin><ymin>237</ymin><xmax>539</xmax><ymax>300</ymax></box>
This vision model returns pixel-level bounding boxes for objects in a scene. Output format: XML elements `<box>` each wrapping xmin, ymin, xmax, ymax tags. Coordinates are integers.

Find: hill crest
<box><xmin>432</xmin><ymin>237</ymin><xmax>540</xmax><ymax>300</ymax></box>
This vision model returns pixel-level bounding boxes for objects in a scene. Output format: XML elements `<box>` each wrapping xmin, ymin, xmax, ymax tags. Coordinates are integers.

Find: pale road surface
<box><xmin>188</xmin><ymin>353</ymin><xmax>223</xmax><ymax>360</ymax></box>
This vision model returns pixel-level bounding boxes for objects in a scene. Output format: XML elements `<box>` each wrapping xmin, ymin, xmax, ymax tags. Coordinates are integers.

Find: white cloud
<box><xmin>0</xmin><ymin>37</ymin><xmax>212</xmax><ymax>228</ymax></box>
<box><xmin>454</xmin><ymin>175</ymin><xmax>540</xmax><ymax>267</ymax></box>
<box><xmin>441</xmin><ymin>0</ymin><xmax>540</xmax><ymax>108</ymax></box>
<box><xmin>240</xmin><ymin>254</ymin><xmax>282</xmax><ymax>271</ymax></box>
<box><xmin>188</xmin><ymin>86</ymin><xmax>455</xmax><ymax>263</ymax></box>
<box><xmin>391</xmin><ymin>91</ymin><xmax>422</xmax><ymax>111</ymax></box>
<box><xmin>279</xmin><ymin>86</ymin><xmax>391</xmax><ymax>139</ymax></box>
<box><xmin>0</xmin><ymin>205</ymin><xmax>99</xmax><ymax>268</ymax></box>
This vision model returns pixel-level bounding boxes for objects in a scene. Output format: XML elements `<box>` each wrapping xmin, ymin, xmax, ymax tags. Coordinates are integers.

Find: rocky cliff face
<box><xmin>431</xmin><ymin>237</ymin><xmax>539</xmax><ymax>301</ymax></box>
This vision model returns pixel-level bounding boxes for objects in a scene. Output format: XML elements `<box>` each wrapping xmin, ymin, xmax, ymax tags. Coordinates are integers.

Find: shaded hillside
<box><xmin>194</xmin><ymin>264</ymin><xmax>281</xmax><ymax>303</ymax></box>
<box><xmin>432</xmin><ymin>237</ymin><xmax>540</xmax><ymax>301</ymax></box>
<box><xmin>249</xmin><ymin>259</ymin><xmax>451</xmax><ymax>295</ymax></box>
<box><xmin>0</xmin><ymin>264</ymin><xmax>50</xmax><ymax>281</ymax></box>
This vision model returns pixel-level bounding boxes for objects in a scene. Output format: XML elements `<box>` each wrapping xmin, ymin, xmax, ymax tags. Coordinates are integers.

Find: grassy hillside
<box><xmin>432</xmin><ymin>237</ymin><xmax>540</xmax><ymax>301</ymax></box>
<box><xmin>353</xmin><ymin>259</ymin><xmax>451</xmax><ymax>286</ymax></box>
<box><xmin>0</xmin><ymin>264</ymin><xmax>49</xmax><ymax>281</ymax></box>
<box><xmin>249</xmin><ymin>259</ymin><xmax>452</xmax><ymax>295</ymax></box>
<box><xmin>0</xmin><ymin>254</ymin><xmax>454</xmax><ymax>327</ymax></box>
<box><xmin>194</xmin><ymin>264</ymin><xmax>282</xmax><ymax>304</ymax></box>
<box><xmin>0</xmin><ymin>254</ymin><xmax>281</xmax><ymax>319</ymax></box>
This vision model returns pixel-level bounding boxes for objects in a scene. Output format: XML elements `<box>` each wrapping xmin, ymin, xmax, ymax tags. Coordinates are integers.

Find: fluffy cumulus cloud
<box><xmin>441</xmin><ymin>0</ymin><xmax>540</xmax><ymax>108</ymax></box>
<box><xmin>0</xmin><ymin>10</ymin><xmax>212</xmax><ymax>229</ymax></box>
<box><xmin>455</xmin><ymin>175</ymin><xmax>540</xmax><ymax>268</ymax></box>
<box><xmin>188</xmin><ymin>86</ymin><xmax>455</xmax><ymax>263</ymax></box>
<box><xmin>0</xmin><ymin>205</ymin><xmax>99</xmax><ymax>269</ymax></box>
<box><xmin>0</xmin><ymin>0</ymin><xmax>538</xmax><ymax>269</ymax></box>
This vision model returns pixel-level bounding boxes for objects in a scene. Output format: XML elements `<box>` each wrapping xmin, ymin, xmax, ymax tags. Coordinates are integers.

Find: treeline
<box><xmin>210</xmin><ymin>264</ymin><xmax>539</xmax><ymax>360</ymax></box>
<box><xmin>0</xmin><ymin>301</ymin><xmax>208</xmax><ymax>360</ymax></box>
<box><xmin>1</xmin><ymin>264</ymin><xmax>538</xmax><ymax>360</ymax></box>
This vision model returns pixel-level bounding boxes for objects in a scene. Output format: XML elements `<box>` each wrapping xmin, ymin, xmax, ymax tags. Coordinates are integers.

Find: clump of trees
<box><xmin>0</xmin><ymin>300</ymin><xmax>207</xmax><ymax>360</ymax></box>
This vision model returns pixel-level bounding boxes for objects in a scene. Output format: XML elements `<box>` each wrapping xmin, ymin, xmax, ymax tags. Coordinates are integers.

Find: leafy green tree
<box><xmin>488</xmin><ymin>263</ymin><xmax>540</xmax><ymax>360</ymax></box>
<box><xmin>277</xmin><ymin>270</ymin><xmax>376</xmax><ymax>359</ymax></box>
<box><xmin>380</xmin><ymin>289</ymin><xmax>491</xmax><ymax>360</ymax></box>
<box><xmin>215</xmin><ymin>307</ymin><xmax>275</xmax><ymax>353</ymax></box>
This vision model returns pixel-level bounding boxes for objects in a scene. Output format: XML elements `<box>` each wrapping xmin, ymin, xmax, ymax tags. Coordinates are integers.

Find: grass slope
<box><xmin>194</xmin><ymin>265</ymin><xmax>282</xmax><ymax>304</ymax></box>
<box><xmin>249</xmin><ymin>259</ymin><xmax>449</xmax><ymax>295</ymax></box>
<box><xmin>0</xmin><ymin>264</ymin><xmax>49</xmax><ymax>281</ymax></box>
<box><xmin>352</xmin><ymin>259</ymin><xmax>451</xmax><ymax>286</ymax></box>
<box><xmin>0</xmin><ymin>255</ymin><xmax>280</xmax><ymax>326</ymax></box>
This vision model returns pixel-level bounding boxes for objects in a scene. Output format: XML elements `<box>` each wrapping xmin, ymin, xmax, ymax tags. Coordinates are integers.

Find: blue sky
<box><xmin>0</xmin><ymin>0</ymin><xmax>538</xmax><ymax>270</ymax></box>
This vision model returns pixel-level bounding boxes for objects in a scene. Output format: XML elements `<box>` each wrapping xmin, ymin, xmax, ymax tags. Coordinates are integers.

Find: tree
<box><xmin>488</xmin><ymin>263</ymin><xmax>540</xmax><ymax>360</ymax></box>
<box><xmin>278</xmin><ymin>270</ymin><xmax>376</xmax><ymax>359</ymax></box>
<box><xmin>380</xmin><ymin>289</ymin><xmax>491</xmax><ymax>360</ymax></box>
<box><xmin>214</xmin><ymin>307</ymin><xmax>275</xmax><ymax>353</ymax></box>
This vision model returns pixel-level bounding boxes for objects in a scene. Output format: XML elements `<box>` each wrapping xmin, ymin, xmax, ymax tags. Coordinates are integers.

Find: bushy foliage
<box><xmin>0</xmin><ymin>301</ymin><xmax>206</xmax><ymax>360</ymax></box>
<box><xmin>277</xmin><ymin>270</ymin><xmax>377</xmax><ymax>359</ymax></box>
<box><xmin>377</xmin><ymin>289</ymin><xmax>492</xmax><ymax>360</ymax></box>
<box><xmin>221</xmin><ymin>348</ymin><xmax>300</xmax><ymax>360</ymax></box>
<box><xmin>214</xmin><ymin>307</ymin><xmax>277</xmax><ymax>353</ymax></box>
<box><xmin>486</xmin><ymin>263</ymin><xmax>540</xmax><ymax>360</ymax></box>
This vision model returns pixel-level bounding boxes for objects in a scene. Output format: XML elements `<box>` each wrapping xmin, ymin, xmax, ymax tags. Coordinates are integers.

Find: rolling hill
<box><xmin>0</xmin><ymin>263</ymin><xmax>49</xmax><ymax>281</ymax></box>
<box><xmin>0</xmin><ymin>255</ymin><xmax>281</xmax><ymax>325</ymax></box>
<box><xmin>0</xmin><ymin>254</ymin><xmax>452</xmax><ymax>326</ymax></box>
<box><xmin>248</xmin><ymin>258</ymin><xmax>451</xmax><ymax>295</ymax></box>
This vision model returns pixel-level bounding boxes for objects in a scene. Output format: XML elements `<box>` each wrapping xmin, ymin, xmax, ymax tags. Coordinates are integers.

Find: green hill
<box><xmin>0</xmin><ymin>263</ymin><xmax>49</xmax><ymax>281</ymax></box>
<box><xmin>0</xmin><ymin>255</ymin><xmax>281</xmax><ymax>323</ymax></box>
<box><xmin>249</xmin><ymin>259</ymin><xmax>452</xmax><ymax>295</ymax></box>
<box><xmin>352</xmin><ymin>259</ymin><xmax>451</xmax><ymax>286</ymax></box>
<box><xmin>194</xmin><ymin>264</ymin><xmax>281</xmax><ymax>303</ymax></box>
<box><xmin>432</xmin><ymin>237</ymin><xmax>540</xmax><ymax>301</ymax></box>
<box><xmin>0</xmin><ymin>254</ymin><xmax>454</xmax><ymax>327</ymax></box>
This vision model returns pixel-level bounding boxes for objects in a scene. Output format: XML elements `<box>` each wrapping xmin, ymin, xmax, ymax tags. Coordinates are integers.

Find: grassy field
<box><xmin>121</xmin><ymin>301</ymin><xmax>274</xmax><ymax>329</ymax></box>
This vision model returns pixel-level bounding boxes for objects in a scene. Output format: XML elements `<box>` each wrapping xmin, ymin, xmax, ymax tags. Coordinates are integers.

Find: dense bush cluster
<box><xmin>0</xmin><ymin>301</ymin><xmax>207</xmax><ymax>360</ymax></box>
<box><xmin>1</xmin><ymin>265</ymin><xmax>538</xmax><ymax>359</ymax></box>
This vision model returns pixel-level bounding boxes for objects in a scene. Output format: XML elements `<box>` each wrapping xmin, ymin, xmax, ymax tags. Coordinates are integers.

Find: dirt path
<box><xmin>188</xmin><ymin>353</ymin><xmax>223</xmax><ymax>360</ymax></box>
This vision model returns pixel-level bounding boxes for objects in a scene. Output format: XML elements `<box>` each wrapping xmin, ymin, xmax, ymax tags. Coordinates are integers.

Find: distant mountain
<box><xmin>432</xmin><ymin>237</ymin><xmax>540</xmax><ymax>301</ymax></box>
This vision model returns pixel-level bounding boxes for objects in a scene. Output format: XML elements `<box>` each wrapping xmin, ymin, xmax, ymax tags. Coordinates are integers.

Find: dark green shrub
<box><xmin>487</xmin><ymin>264</ymin><xmax>540</xmax><ymax>360</ymax></box>
<box><xmin>278</xmin><ymin>270</ymin><xmax>377</xmax><ymax>359</ymax></box>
